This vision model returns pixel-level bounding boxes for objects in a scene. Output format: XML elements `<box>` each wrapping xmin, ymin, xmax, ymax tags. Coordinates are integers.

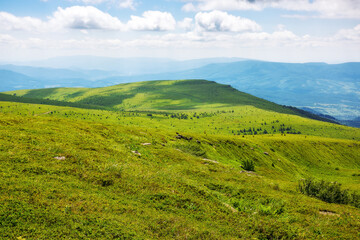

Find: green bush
<box><xmin>298</xmin><ymin>178</ymin><xmax>359</xmax><ymax>208</ymax></box>
<box><xmin>242</xmin><ymin>160</ymin><xmax>255</xmax><ymax>171</ymax></box>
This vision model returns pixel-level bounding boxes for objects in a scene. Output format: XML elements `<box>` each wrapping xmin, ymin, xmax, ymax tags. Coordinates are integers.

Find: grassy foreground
<box><xmin>1</xmin><ymin>80</ymin><xmax>360</xmax><ymax>239</ymax></box>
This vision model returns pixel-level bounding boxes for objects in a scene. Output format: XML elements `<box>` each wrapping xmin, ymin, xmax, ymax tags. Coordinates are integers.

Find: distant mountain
<box><xmin>0</xmin><ymin>64</ymin><xmax>117</xmax><ymax>80</ymax></box>
<box><xmin>12</xmin><ymin>56</ymin><xmax>246</xmax><ymax>74</ymax></box>
<box><xmin>0</xmin><ymin>70</ymin><xmax>40</xmax><ymax>92</ymax></box>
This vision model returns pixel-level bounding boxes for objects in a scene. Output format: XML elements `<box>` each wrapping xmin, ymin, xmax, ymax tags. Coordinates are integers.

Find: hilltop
<box><xmin>4</xmin><ymin>79</ymin><xmax>333</xmax><ymax>119</ymax></box>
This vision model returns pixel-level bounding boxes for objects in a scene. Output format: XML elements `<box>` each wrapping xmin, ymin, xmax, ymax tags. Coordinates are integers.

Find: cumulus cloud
<box><xmin>49</xmin><ymin>6</ymin><xmax>125</xmax><ymax>30</ymax></box>
<box><xmin>183</xmin><ymin>0</ymin><xmax>360</xmax><ymax>19</ymax></box>
<box><xmin>0</xmin><ymin>12</ymin><xmax>46</xmax><ymax>31</ymax></box>
<box><xmin>118</xmin><ymin>0</ymin><xmax>136</xmax><ymax>10</ymax></box>
<box><xmin>334</xmin><ymin>24</ymin><xmax>360</xmax><ymax>41</ymax></box>
<box><xmin>195</xmin><ymin>11</ymin><xmax>261</xmax><ymax>32</ymax></box>
<box><xmin>178</xmin><ymin>18</ymin><xmax>194</xmax><ymax>31</ymax></box>
<box><xmin>75</xmin><ymin>0</ymin><xmax>107</xmax><ymax>4</ymax></box>
<box><xmin>182</xmin><ymin>0</ymin><xmax>262</xmax><ymax>12</ymax></box>
<box><xmin>0</xmin><ymin>7</ymin><xmax>178</xmax><ymax>32</ymax></box>
<box><xmin>127</xmin><ymin>11</ymin><xmax>176</xmax><ymax>31</ymax></box>
<box><xmin>0</xmin><ymin>34</ymin><xmax>16</xmax><ymax>44</ymax></box>
<box><xmin>71</xmin><ymin>0</ymin><xmax>137</xmax><ymax>9</ymax></box>
<box><xmin>0</xmin><ymin>6</ymin><xmax>126</xmax><ymax>31</ymax></box>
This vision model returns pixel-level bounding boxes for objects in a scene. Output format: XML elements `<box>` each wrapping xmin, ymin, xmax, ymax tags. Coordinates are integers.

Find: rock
<box><xmin>54</xmin><ymin>156</ymin><xmax>66</xmax><ymax>160</ymax></box>
<box><xmin>223</xmin><ymin>203</ymin><xmax>238</xmax><ymax>213</ymax></box>
<box><xmin>264</xmin><ymin>152</ymin><xmax>269</xmax><ymax>155</ymax></box>
<box><xmin>240</xmin><ymin>170</ymin><xmax>259</xmax><ymax>176</ymax></box>
<box><xmin>319</xmin><ymin>210</ymin><xmax>339</xmax><ymax>216</ymax></box>
<box><xmin>175</xmin><ymin>134</ymin><xmax>192</xmax><ymax>141</ymax></box>
<box><xmin>131</xmin><ymin>150</ymin><xmax>141</xmax><ymax>156</ymax></box>
<box><xmin>141</xmin><ymin>143</ymin><xmax>151</xmax><ymax>146</ymax></box>
<box><xmin>202</xmin><ymin>158</ymin><xmax>219</xmax><ymax>164</ymax></box>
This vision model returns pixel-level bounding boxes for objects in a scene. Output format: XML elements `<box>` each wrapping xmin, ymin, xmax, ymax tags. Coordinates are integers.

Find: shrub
<box><xmin>298</xmin><ymin>178</ymin><xmax>359</xmax><ymax>208</ymax></box>
<box><xmin>242</xmin><ymin>159</ymin><xmax>255</xmax><ymax>171</ymax></box>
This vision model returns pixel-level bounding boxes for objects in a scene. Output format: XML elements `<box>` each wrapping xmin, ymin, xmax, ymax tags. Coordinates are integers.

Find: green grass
<box><xmin>1</xmin><ymin>103</ymin><xmax>360</xmax><ymax>239</ymax></box>
<box><xmin>1</xmin><ymin>79</ymin><xmax>360</xmax><ymax>239</ymax></box>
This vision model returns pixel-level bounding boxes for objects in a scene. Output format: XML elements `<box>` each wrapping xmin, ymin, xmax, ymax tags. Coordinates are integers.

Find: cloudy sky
<box><xmin>0</xmin><ymin>0</ymin><xmax>359</xmax><ymax>63</ymax></box>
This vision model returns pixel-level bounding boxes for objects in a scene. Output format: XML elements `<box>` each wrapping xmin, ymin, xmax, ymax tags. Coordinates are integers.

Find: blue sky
<box><xmin>0</xmin><ymin>0</ymin><xmax>359</xmax><ymax>63</ymax></box>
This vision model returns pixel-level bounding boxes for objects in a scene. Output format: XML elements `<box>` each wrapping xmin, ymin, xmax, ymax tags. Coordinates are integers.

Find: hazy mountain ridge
<box><xmin>7</xmin><ymin>56</ymin><xmax>246</xmax><ymax>75</ymax></box>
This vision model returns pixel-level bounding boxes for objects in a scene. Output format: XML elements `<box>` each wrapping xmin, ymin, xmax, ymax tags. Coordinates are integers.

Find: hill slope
<box><xmin>0</xmin><ymin>102</ymin><xmax>360</xmax><ymax>239</ymax></box>
<box><xmin>6</xmin><ymin>79</ymin><xmax>360</xmax><ymax>141</ymax></box>
<box><xmin>3</xmin><ymin>79</ymin><xmax>330</xmax><ymax>117</ymax></box>
<box><xmin>1</xmin><ymin>78</ymin><xmax>360</xmax><ymax>238</ymax></box>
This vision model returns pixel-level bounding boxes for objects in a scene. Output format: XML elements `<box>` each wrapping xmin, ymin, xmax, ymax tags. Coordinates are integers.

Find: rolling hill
<box><xmin>5</xmin><ymin>79</ymin><xmax>302</xmax><ymax>112</ymax></box>
<box><xmin>1</xmin><ymin>79</ymin><xmax>360</xmax><ymax>239</ymax></box>
<box><xmin>6</xmin><ymin>79</ymin><xmax>360</xmax><ymax>141</ymax></box>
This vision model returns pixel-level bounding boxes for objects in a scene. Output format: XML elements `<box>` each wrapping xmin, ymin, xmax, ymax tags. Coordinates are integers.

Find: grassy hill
<box><xmin>5</xmin><ymin>79</ymin><xmax>316</xmax><ymax>112</ymax></box>
<box><xmin>1</xmin><ymin>79</ymin><xmax>360</xmax><ymax>239</ymax></box>
<box><xmin>5</xmin><ymin>80</ymin><xmax>359</xmax><ymax>141</ymax></box>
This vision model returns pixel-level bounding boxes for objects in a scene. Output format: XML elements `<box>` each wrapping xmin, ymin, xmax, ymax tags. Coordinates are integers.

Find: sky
<box><xmin>0</xmin><ymin>0</ymin><xmax>359</xmax><ymax>63</ymax></box>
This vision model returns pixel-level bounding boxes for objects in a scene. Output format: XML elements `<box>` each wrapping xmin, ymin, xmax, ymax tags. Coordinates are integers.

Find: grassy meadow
<box><xmin>1</xmin><ymin>79</ymin><xmax>360</xmax><ymax>239</ymax></box>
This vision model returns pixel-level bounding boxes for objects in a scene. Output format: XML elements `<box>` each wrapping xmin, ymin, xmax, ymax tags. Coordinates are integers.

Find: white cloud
<box><xmin>178</xmin><ymin>18</ymin><xmax>194</xmax><ymax>31</ymax></box>
<box><xmin>182</xmin><ymin>3</ymin><xmax>197</xmax><ymax>12</ymax></box>
<box><xmin>75</xmin><ymin>0</ymin><xmax>107</xmax><ymax>4</ymax></box>
<box><xmin>334</xmin><ymin>24</ymin><xmax>360</xmax><ymax>41</ymax></box>
<box><xmin>0</xmin><ymin>11</ymin><xmax>46</xmax><ymax>31</ymax></box>
<box><xmin>182</xmin><ymin>0</ymin><xmax>262</xmax><ymax>12</ymax></box>
<box><xmin>0</xmin><ymin>7</ymin><xmax>180</xmax><ymax>32</ymax></box>
<box><xmin>0</xmin><ymin>7</ymin><xmax>126</xmax><ymax>32</ymax></box>
<box><xmin>1</xmin><ymin>25</ymin><xmax>359</xmax><ymax>63</ymax></box>
<box><xmin>183</xmin><ymin>0</ymin><xmax>360</xmax><ymax>19</ymax></box>
<box><xmin>0</xmin><ymin>34</ymin><xmax>16</xmax><ymax>44</ymax></box>
<box><xmin>71</xmin><ymin>0</ymin><xmax>137</xmax><ymax>10</ymax></box>
<box><xmin>195</xmin><ymin>11</ymin><xmax>261</xmax><ymax>32</ymax></box>
<box><xmin>49</xmin><ymin>6</ymin><xmax>126</xmax><ymax>30</ymax></box>
<box><xmin>118</xmin><ymin>0</ymin><xmax>136</xmax><ymax>10</ymax></box>
<box><xmin>127</xmin><ymin>11</ymin><xmax>176</xmax><ymax>31</ymax></box>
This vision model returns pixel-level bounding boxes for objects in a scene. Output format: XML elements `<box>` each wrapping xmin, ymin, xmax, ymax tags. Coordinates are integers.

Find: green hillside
<box><xmin>4</xmin><ymin>79</ymin><xmax>327</xmax><ymax>115</ymax></box>
<box><xmin>1</xmin><ymin>80</ymin><xmax>360</xmax><ymax>239</ymax></box>
<box><xmin>4</xmin><ymin>80</ymin><xmax>359</xmax><ymax>141</ymax></box>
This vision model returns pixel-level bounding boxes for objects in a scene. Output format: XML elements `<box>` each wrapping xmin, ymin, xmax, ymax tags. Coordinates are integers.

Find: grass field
<box><xmin>1</xmin><ymin>80</ymin><xmax>360</xmax><ymax>239</ymax></box>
